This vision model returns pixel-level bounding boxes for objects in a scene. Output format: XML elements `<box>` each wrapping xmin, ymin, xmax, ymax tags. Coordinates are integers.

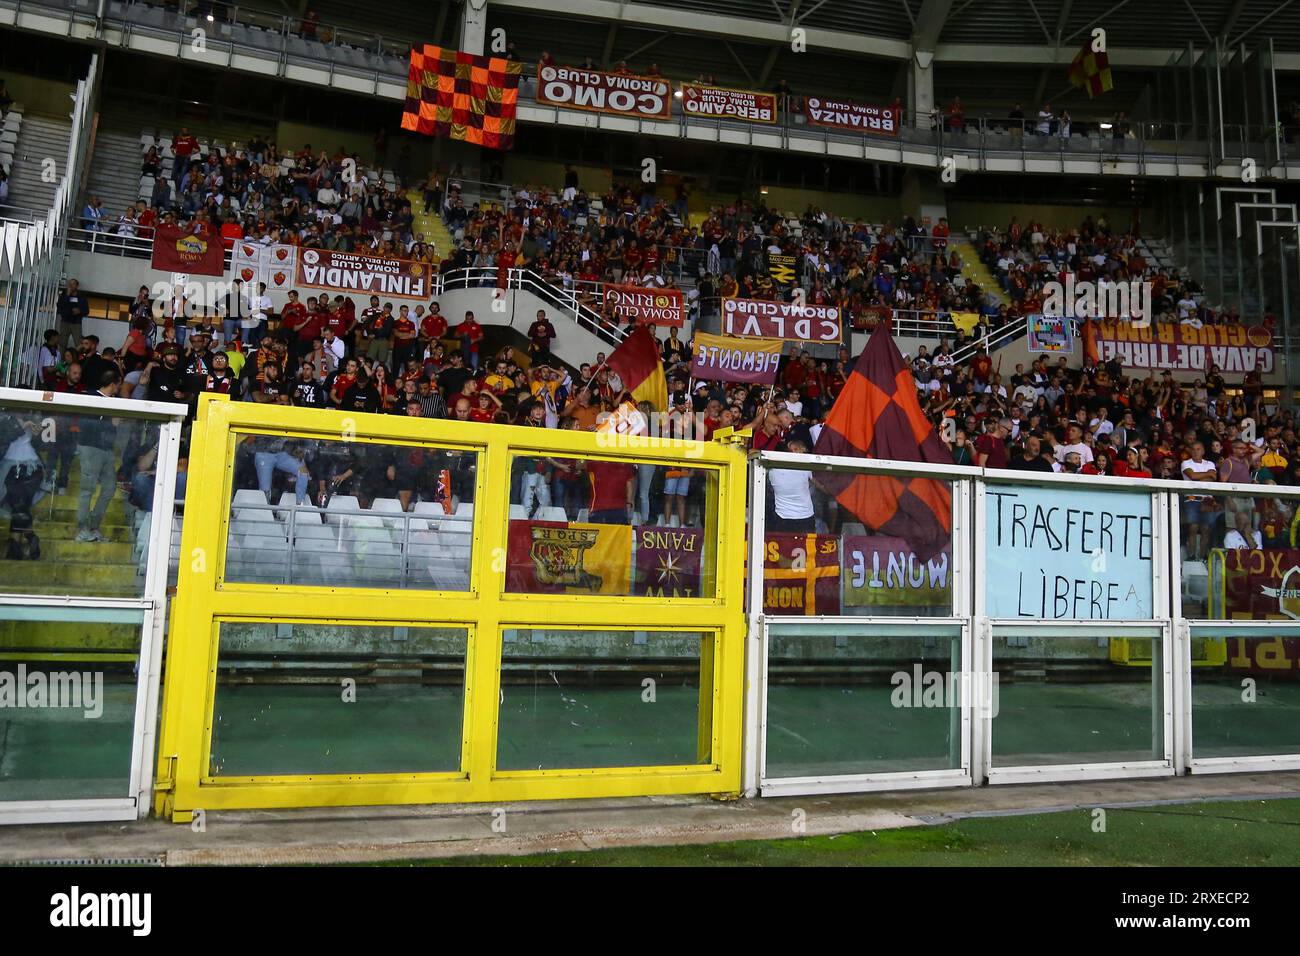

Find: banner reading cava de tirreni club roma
<box><xmin>680</xmin><ymin>84</ymin><xmax>777</xmax><ymax>123</ymax></box>
<box><xmin>1209</xmin><ymin>547</ymin><xmax>1300</xmax><ymax>677</ymax></box>
<box><xmin>723</xmin><ymin>297</ymin><xmax>841</xmax><ymax>343</ymax></box>
<box><xmin>603</xmin><ymin>285</ymin><xmax>685</xmax><ymax>327</ymax></box>
<box><xmin>295</xmin><ymin>248</ymin><xmax>432</xmax><ymax>301</ymax></box>
<box><xmin>1089</xmin><ymin>319</ymin><xmax>1275</xmax><ymax>374</ymax></box>
<box><xmin>535</xmin><ymin>64</ymin><xmax>672</xmax><ymax>120</ymax></box>
<box><xmin>803</xmin><ymin>97</ymin><xmax>900</xmax><ymax>137</ymax></box>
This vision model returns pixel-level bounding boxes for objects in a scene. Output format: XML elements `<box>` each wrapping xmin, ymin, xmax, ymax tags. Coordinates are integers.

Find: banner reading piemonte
<box><xmin>1092</xmin><ymin>319</ymin><xmax>1274</xmax><ymax>374</ymax></box>
<box><xmin>842</xmin><ymin>535</ymin><xmax>952</xmax><ymax>612</ymax></box>
<box><xmin>723</xmin><ymin>297</ymin><xmax>841</xmax><ymax>343</ymax></box>
<box><xmin>690</xmin><ymin>330</ymin><xmax>782</xmax><ymax>384</ymax></box>
<box><xmin>535</xmin><ymin>64</ymin><xmax>672</xmax><ymax>120</ymax></box>
<box><xmin>804</xmin><ymin>96</ymin><xmax>900</xmax><ymax>137</ymax></box>
<box><xmin>151</xmin><ymin>225</ymin><xmax>225</xmax><ymax>276</ymax></box>
<box><xmin>680</xmin><ymin>83</ymin><xmax>776</xmax><ymax>123</ymax></box>
<box><xmin>604</xmin><ymin>285</ymin><xmax>685</xmax><ymax>327</ymax></box>
<box><xmin>296</xmin><ymin>248</ymin><xmax>431</xmax><ymax>301</ymax></box>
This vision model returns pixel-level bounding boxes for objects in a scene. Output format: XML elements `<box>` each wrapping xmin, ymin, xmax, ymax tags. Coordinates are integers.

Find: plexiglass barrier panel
<box><xmin>984</xmin><ymin>482</ymin><xmax>1155</xmax><ymax>621</ymax></box>
<box><xmin>0</xmin><ymin>607</ymin><xmax>144</xmax><ymax>801</ymax></box>
<box><xmin>497</xmin><ymin>629</ymin><xmax>710</xmax><ymax>770</ymax></box>
<box><xmin>0</xmin><ymin>406</ymin><xmax>164</xmax><ymax>598</ymax></box>
<box><xmin>1189</xmin><ymin>627</ymin><xmax>1300</xmax><ymax>760</ymax></box>
<box><xmin>223</xmin><ymin>432</ymin><xmax>478</xmax><ymax>590</ymax></box>
<box><xmin>209</xmin><ymin>622</ymin><xmax>469</xmax><ymax>777</ymax></box>
<box><xmin>990</xmin><ymin>627</ymin><xmax>1165</xmax><ymax>768</ymax></box>
<box><xmin>1182</xmin><ymin>490</ymin><xmax>1300</xmax><ymax>621</ymax></box>
<box><xmin>760</xmin><ymin>464</ymin><xmax>954</xmax><ymax>617</ymax></box>
<box><xmin>764</xmin><ymin>623</ymin><xmax>964</xmax><ymax>779</ymax></box>
<box><xmin>504</xmin><ymin>457</ymin><xmax>719</xmax><ymax>600</ymax></box>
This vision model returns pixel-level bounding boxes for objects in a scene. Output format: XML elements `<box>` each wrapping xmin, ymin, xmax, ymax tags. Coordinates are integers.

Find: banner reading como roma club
<box><xmin>604</xmin><ymin>285</ymin><xmax>685</xmax><ymax>327</ymax></box>
<box><xmin>690</xmin><ymin>330</ymin><xmax>782</xmax><ymax>384</ymax></box>
<box><xmin>680</xmin><ymin>84</ymin><xmax>776</xmax><ymax>123</ymax></box>
<box><xmin>1089</xmin><ymin>319</ymin><xmax>1275</xmax><ymax>374</ymax></box>
<box><xmin>804</xmin><ymin>96</ymin><xmax>900</xmax><ymax>137</ymax></box>
<box><xmin>722</xmin><ymin>297</ymin><xmax>841</xmax><ymax>343</ymax></box>
<box><xmin>295</xmin><ymin>248</ymin><xmax>431</xmax><ymax>301</ymax></box>
<box><xmin>535</xmin><ymin>64</ymin><xmax>672</xmax><ymax>120</ymax></box>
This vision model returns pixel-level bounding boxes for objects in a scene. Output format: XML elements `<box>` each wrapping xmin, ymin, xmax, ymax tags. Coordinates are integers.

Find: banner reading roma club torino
<box><xmin>690</xmin><ymin>330</ymin><xmax>782</xmax><ymax>384</ymax></box>
<box><xmin>680</xmin><ymin>84</ymin><xmax>776</xmax><ymax>123</ymax></box>
<box><xmin>535</xmin><ymin>64</ymin><xmax>672</xmax><ymax>120</ymax></box>
<box><xmin>296</xmin><ymin>249</ymin><xmax>431</xmax><ymax>300</ymax></box>
<box><xmin>151</xmin><ymin>225</ymin><xmax>225</xmax><ymax>276</ymax></box>
<box><xmin>1091</xmin><ymin>319</ymin><xmax>1275</xmax><ymax>374</ymax></box>
<box><xmin>722</xmin><ymin>297</ymin><xmax>841</xmax><ymax>343</ymax></box>
<box><xmin>604</xmin><ymin>285</ymin><xmax>685</xmax><ymax>327</ymax></box>
<box><xmin>804</xmin><ymin>97</ymin><xmax>900</xmax><ymax>136</ymax></box>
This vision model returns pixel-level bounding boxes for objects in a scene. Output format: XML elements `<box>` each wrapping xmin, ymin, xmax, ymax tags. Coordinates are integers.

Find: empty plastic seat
<box><xmin>536</xmin><ymin>507</ymin><xmax>568</xmax><ymax>523</ymax></box>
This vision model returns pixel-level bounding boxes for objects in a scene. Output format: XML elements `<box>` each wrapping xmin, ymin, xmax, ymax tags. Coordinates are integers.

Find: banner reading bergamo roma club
<box><xmin>295</xmin><ymin>248</ymin><xmax>431</xmax><ymax>300</ymax></box>
<box><xmin>722</xmin><ymin>297</ymin><xmax>841</xmax><ymax>343</ymax></box>
<box><xmin>804</xmin><ymin>96</ymin><xmax>900</xmax><ymax>136</ymax></box>
<box><xmin>680</xmin><ymin>83</ymin><xmax>776</xmax><ymax>123</ymax></box>
<box><xmin>535</xmin><ymin>64</ymin><xmax>672</xmax><ymax>120</ymax></box>
<box><xmin>603</xmin><ymin>285</ymin><xmax>685</xmax><ymax>327</ymax></box>
<box><xmin>1091</xmin><ymin>318</ymin><xmax>1274</xmax><ymax>374</ymax></box>
<box><xmin>690</xmin><ymin>330</ymin><xmax>782</xmax><ymax>384</ymax></box>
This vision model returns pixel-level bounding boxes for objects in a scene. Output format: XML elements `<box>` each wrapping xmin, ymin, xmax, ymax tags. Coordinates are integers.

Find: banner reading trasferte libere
<box><xmin>804</xmin><ymin>97</ymin><xmax>900</xmax><ymax>136</ymax></box>
<box><xmin>680</xmin><ymin>84</ymin><xmax>776</xmax><ymax>123</ymax></box>
<box><xmin>295</xmin><ymin>249</ymin><xmax>432</xmax><ymax>300</ymax></box>
<box><xmin>535</xmin><ymin>64</ymin><xmax>673</xmax><ymax>120</ymax></box>
<box><xmin>722</xmin><ymin>297</ymin><xmax>841</xmax><ymax>343</ymax></box>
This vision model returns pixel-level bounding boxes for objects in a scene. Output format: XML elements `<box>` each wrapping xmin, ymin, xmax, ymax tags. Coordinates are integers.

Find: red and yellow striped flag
<box><xmin>1067</xmin><ymin>37</ymin><xmax>1114</xmax><ymax>99</ymax></box>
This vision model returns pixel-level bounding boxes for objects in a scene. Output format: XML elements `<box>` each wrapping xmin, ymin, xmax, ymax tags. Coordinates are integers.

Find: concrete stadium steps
<box><xmin>4</xmin><ymin>113</ymin><xmax>72</xmax><ymax>214</ymax></box>
<box><xmin>951</xmin><ymin>237</ymin><xmax>1008</xmax><ymax>306</ymax></box>
<box><xmin>85</xmin><ymin>129</ymin><xmax>152</xmax><ymax>225</ymax></box>
<box><xmin>405</xmin><ymin>189</ymin><xmax>453</xmax><ymax>259</ymax></box>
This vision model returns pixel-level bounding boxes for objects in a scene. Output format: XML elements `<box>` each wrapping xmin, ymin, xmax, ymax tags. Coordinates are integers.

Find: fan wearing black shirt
<box><xmin>142</xmin><ymin>346</ymin><xmax>191</xmax><ymax>405</ymax></box>
<box><xmin>341</xmin><ymin>370</ymin><xmax>381</xmax><ymax>414</ymax></box>
<box><xmin>437</xmin><ymin>352</ymin><xmax>473</xmax><ymax>399</ymax></box>
<box><xmin>1008</xmin><ymin>435</ymin><xmax>1055</xmax><ymax>472</ymax></box>
<box><xmin>292</xmin><ymin>362</ymin><xmax>328</xmax><ymax>408</ymax></box>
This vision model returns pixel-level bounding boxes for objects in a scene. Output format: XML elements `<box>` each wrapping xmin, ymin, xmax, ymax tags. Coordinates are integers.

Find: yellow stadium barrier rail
<box><xmin>154</xmin><ymin>395</ymin><xmax>750</xmax><ymax>820</ymax></box>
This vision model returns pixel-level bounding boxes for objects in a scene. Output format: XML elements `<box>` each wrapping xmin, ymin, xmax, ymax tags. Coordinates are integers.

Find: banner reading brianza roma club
<box><xmin>296</xmin><ymin>249</ymin><xmax>432</xmax><ymax>301</ymax></box>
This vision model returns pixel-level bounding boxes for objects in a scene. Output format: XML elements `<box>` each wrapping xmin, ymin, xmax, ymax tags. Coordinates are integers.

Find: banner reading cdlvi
<box><xmin>984</xmin><ymin>485</ymin><xmax>1153</xmax><ymax>619</ymax></box>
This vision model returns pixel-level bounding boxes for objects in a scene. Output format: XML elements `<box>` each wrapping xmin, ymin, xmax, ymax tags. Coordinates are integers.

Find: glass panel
<box><xmin>0</xmin><ymin>610</ymin><xmax>144</xmax><ymax>801</ymax></box>
<box><xmin>504</xmin><ymin>456</ymin><xmax>718</xmax><ymax>599</ymax></box>
<box><xmin>497</xmin><ymin>629</ymin><xmax>709</xmax><ymax>770</ymax></box>
<box><xmin>1181</xmin><ymin>489</ymin><xmax>1300</xmax><ymax>620</ymax></box>
<box><xmin>224</xmin><ymin>432</ymin><xmax>478</xmax><ymax>590</ymax></box>
<box><xmin>765</xmin><ymin>624</ymin><xmax>963</xmax><ymax>779</ymax></box>
<box><xmin>1190</xmin><ymin>631</ymin><xmax>1300</xmax><ymax>759</ymax></box>
<box><xmin>985</xmin><ymin>482</ymin><xmax>1153</xmax><ymax>620</ymax></box>
<box><xmin>0</xmin><ymin>405</ymin><xmax>163</xmax><ymax>598</ymax></box>
<box><xmin>991</xmin><ymin>629</ymin><xmax>1164</xmax><ymax>767</ymax></box>
<box><xmin>209</xmin><ymin>622</ymin><xmax>468</xmax><ymax>776</ymax></box>
<box><xmin>762</xmin><ymin>466</ymin><xmax>954</xmax><ymax>617</ymax></box>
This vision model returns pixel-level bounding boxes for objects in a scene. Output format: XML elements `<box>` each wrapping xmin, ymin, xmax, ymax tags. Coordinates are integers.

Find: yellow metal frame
<box><xmin>155</xmin><ymin>395</ymin><xmax>750</xmax><ymax>819</ymax></box>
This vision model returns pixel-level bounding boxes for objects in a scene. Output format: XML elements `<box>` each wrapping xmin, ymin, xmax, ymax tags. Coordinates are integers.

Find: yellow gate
<box><xmin>155</xmin><ymin>395</ymin><xmax>749</xmax><ymax>820</ymax></box>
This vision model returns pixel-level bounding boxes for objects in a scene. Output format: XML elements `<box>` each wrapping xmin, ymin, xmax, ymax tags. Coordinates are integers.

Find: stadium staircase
<box><xmin>405</xmin><ymin>189</ymin><xmax>454</xmax><ymax>260</ymax></box>
<box><xmin>3</xmin><ymin>112</ymin><xmax>71</xmax><ymax>215</ymax></box>
<box><xmin>951</xmin><ymin>235</ymin><xmax>1009</xmax><ymax>307</ymax></box>
<box><xmin>85</xmin><ymin>130</ymin><xmax>151</xmax><ymax>223</ymax></box>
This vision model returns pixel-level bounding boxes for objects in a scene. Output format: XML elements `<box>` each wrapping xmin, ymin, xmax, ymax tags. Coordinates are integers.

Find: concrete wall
<box><xmin>758</xmin><ymin>185</ymin><xmax>902</xmax><ymax>223</ymax></box>
<box><xmin>947</xmin><ymin>200</ymin><xmax>1163</xmax><ymax>236</ymax></box>
<box><xmin>2</xmin><ymin>72</ymin><xmax>77</xmax><ymax>117</ymax></box>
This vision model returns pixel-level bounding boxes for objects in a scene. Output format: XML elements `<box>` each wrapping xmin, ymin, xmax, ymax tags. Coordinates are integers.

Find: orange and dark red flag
<box><xmin>401</xmin><ymin>46</ymin><xmax>522</xmax><ymax>149</ymax></box>
<box><xmin>1067</xmin><ymin>36</ymin><xmax>1114</xmax><ymax>99</ymax></box>
<box><xmin>812</xmin><ymin>318</ymin><xmax>953</xmax><ymax>560</ymax></box>
<box><xmin>605</xmin><ymin>325</ymin><xmax>668</xmax><ymax>411</ymax></box>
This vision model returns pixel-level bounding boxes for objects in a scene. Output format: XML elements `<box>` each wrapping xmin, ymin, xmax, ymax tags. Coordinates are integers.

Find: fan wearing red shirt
<box><xmin>971</xmin><ymin>349</ymin><xmax>993</xmax><ymax>386</ymax></box>
<box><xmin>392</xmin><ymin>304</ymin><xmax>419</xmax><ymax>369</ymax></box>
<box><xmin>455</xmin><ymin>311</ymin><xmax>484</xmax><ymax>371</ymax></box>
<box><xmin>280</xmin><ymin>290</ymin><xmax>310</xmax><ymax>362</ymax></box>
<box><xmin>974</xmin><ymin>419</ymin><xmax>1010</xmax><ymax>468</ymax></box>
<box><xmin>496</xmin><ymin>242</ymin><xmax>518</xmax><ymax>289</ymax></box>
<box><xmin>587</xmin><ymin>459</ymin><xmax>636</xmax><ymax>525</ymax></box>
<box><xmin>420</xmin><ymin>305</ymin><xmax>448</xmax><ymax>354</ymax></box>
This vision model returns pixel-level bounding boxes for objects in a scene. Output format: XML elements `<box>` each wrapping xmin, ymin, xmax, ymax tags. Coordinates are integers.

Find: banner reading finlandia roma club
<box><xmin>634</xmin><ymin>526</ymin><xmax>704</xmax><ymax>598</ymax></box>
<box><xmin>1090</xmin><ymin>318</ymin><xmax>1274</xmax><ymax>374</ymax></box>
<box><xmin>842</xmin><ymin>535</ymin><xmax>952</xmax><ymax>612</ymax></box>
<box><xmin>151</xmin><ymin>225</ymin><xmax>225</xmax><ymax>276</ymax></box>
<box><xmin>1027</xmin><ymin>314</ymin><xmax>1074</xmax><ymax>353</ymax></box>
<box><xmin>804</xmin><ymin>96</ymin><xmax>900</xmax><ymax>136</ymax></box>
<box><xmin>763</xmin><ymin>533</ymin><xmax>840</xmax><ymax>616</ymax></box>
<box><xmin>1209</xmin><ymin>547</ymin><xmax>1300</xmax><ymax>677</ymax></box>
<box><xmin>535</xmin><ymin>64</ymin><xmax>672</xmax><ymax>120</ymax></box>
<box><xmin>603</xmin><ymin>285</ymin><xmax>685</xmax><ymax>327</ymax></box>
<box><xmin>723</xmin><ymin>297</ymin><xmax>841</xmax><ymax>343</ymax></box>
<box><xmin>505</xmin><ymin>520</ymin><xmax>632</xmax><ymax>595</ymax></box>
<box><xmin>295</xmin><ymin>248</ymin><xmax>431</xmax><ymax>300</ymax></box>
<box><xmin>680</xmin><ymin>83</ymin><xmax>776</xmax><ymax>123</ymax></box>
<box><xmin>690</xmin><ymin>330</ymin><xmax>782</xmax><ymax>384</ymax></box>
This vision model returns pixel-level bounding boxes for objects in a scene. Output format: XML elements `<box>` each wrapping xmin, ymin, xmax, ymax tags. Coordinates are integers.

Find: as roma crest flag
<box><xmin>505</xmin><ymin>521</ymin><xmax>632</xmax><ymax>595</ymax></box>
<box><xmin>401</xmin><ymin>45</ymin><xmax>522</xmax><ymax>149</ymax></box>
<box><xmin>813</xmin><ymin>318</ymin><xmax>953</xmax><ymax>561</ymax></box>
<box><xmin>605</xmin><ymin>325</ymin><xmax>667</xmax><ymax>411</ymax></box>
<box><xmin>151</xmin><ymin>224</ymin><xmax>225</xmax><ymax>276</ymax></box>
<box><xmin>1067</xmin><ymin>36</ymin><xmax>1113</xmax><ymax>99</ymax></box>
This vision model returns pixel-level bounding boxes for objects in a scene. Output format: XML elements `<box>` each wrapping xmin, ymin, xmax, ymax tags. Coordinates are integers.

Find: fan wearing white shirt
<box><xmin>1223</xmin><ymin>511</ymin><xmax>1262</xmax><ymax>550</ymax></box>
<box><xmin>766</xmin><ymin>437</ymin><xmax>816</xmax><ymax>533</ymax></box>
